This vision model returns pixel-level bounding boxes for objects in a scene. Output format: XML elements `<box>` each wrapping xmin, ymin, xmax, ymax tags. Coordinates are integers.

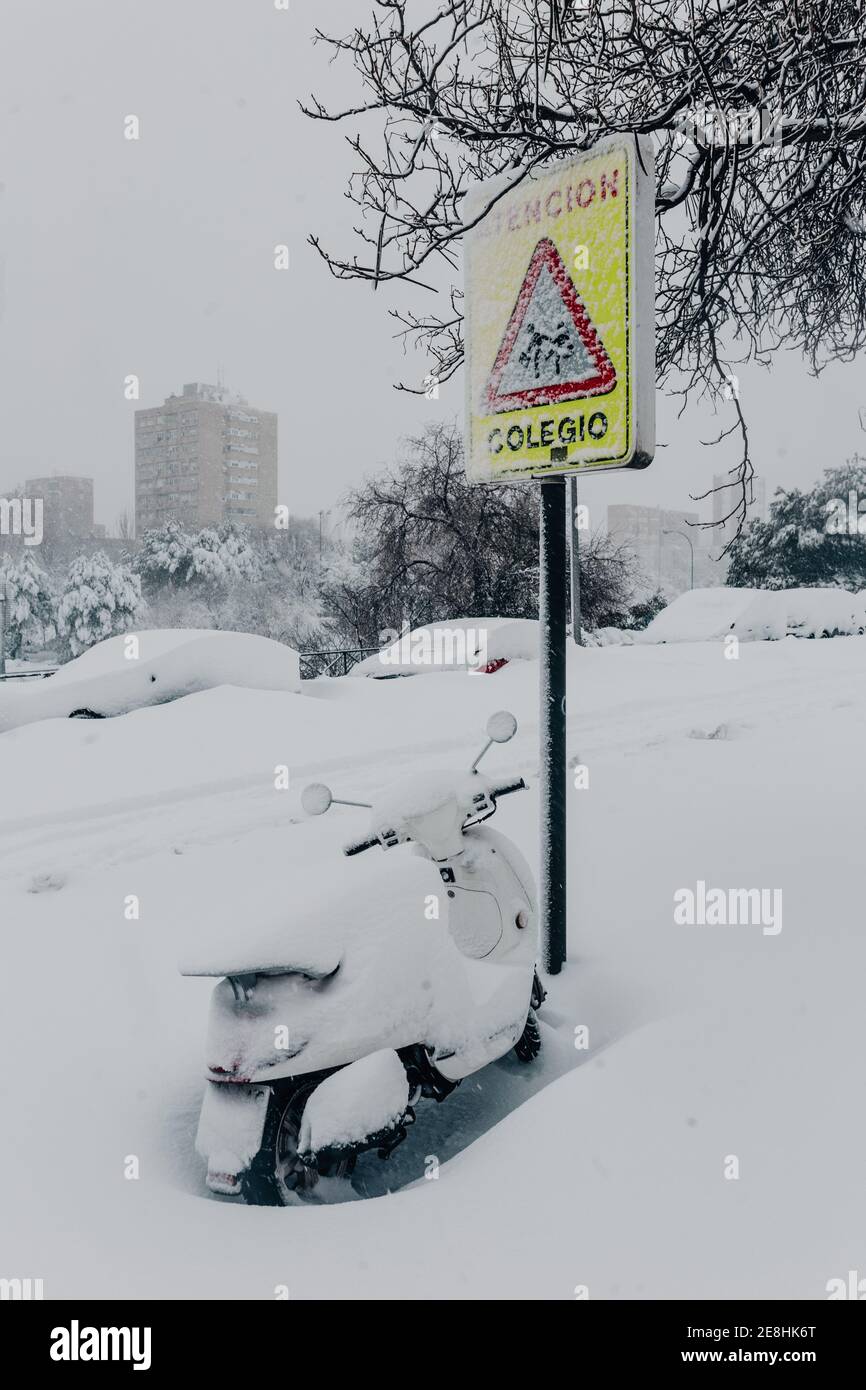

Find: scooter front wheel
<box><xmin>513</xmin><ymin>1007</ymin><xmax>542</xmax><ymax>1063</ymax></box>
<box><xmin>240</xmin><ymin>1079</ymin><xmax>355</xmax><ymax>1206</ymax></box>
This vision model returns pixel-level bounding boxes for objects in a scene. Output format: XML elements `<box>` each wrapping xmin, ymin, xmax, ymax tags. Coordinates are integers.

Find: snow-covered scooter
<box><xmin>183</xmin><ymin>710</ymin><xmax>545</xmax><ymax>1205</ymax></box>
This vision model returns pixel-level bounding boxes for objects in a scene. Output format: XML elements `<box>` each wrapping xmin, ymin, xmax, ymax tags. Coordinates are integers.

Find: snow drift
<box><xmin>2</xmin><ymin>628</ymin><xmax>866</xmax><ymax>1296</ymax></box>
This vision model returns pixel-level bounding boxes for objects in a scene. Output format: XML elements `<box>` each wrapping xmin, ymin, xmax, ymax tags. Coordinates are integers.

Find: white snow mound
<box><xmin>0</xmin><ymin>629</ymin><xmax>300</xmax><ymax>733</ymax></box>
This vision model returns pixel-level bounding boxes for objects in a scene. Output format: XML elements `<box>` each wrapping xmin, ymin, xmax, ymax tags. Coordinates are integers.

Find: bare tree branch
<box><xmin>305</xmin><ymin>1</ymin><xmax>866</xmax><ymax>537</ymax></box>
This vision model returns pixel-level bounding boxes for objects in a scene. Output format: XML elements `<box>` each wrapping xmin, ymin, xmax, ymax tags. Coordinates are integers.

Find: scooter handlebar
<box><xmin>342</xmin><ymin>779</ymin><xmax>525</xmax><ymax>856</ymax></box>
<box><xmin>490</xmin><ymin>777</ymin><xmax>527</xmax><ymax>799</ymax></box>
<box><xmin>343</xmin><ymin>835</ymin><xmax>382</xmax><ymax>857</ymax></box>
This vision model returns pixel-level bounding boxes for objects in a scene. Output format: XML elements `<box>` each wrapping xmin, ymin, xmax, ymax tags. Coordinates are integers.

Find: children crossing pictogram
<box><xmin>484</xmin><ymin>237</ymin><xmax>616</xmax><ymax>414</ymax></box>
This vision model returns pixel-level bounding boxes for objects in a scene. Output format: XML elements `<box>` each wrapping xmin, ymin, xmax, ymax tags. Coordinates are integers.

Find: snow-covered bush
<box><xmin>727</xmin><ymin>458</ymin><xmax>866</xmax><ymax>591</ymax></box>
<box><xmin>135</xmin><ymin>521</ymin><xmax>262</xmax><ymax>595</ymax></box>
<box><xmin>619</xmin><ymin>590</ymin><xmax>668</xmax><ymax>631</ymax></box>
<box><xmin>187</xmin><ymin>524</ymin><xmax>262</xmax><ymax>589</ymax></box>
<box><xmin>57</xmin><ymin>552</ymin><xmax>144</xmax><ymax>658</ymax></box>
<box><xmin>134</xmin><ymin>521</ymin><xmax>329</xmax><ymax>649</ymax></box>
<box><xmin>135</xmin><ymin>521</ymin><xmax>194</xmax><ymax>595</ymax></box>
<box><xmin>0</xmin><ymin>550</ymin><xmax>57</xmax><ymax>657</ymax></box>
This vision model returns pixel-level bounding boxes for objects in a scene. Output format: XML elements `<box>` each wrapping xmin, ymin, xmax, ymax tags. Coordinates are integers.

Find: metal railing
<box><xmin>300</xmin><ymin>647</ymin><xmax>380</xmax><ymax>680</ymax></box>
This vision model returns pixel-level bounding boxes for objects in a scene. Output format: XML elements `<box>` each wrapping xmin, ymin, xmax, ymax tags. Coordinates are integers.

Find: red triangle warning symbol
<box><xmin>484</xmin><ymin>237</ymin><xmax>616</xmax><ymax>414</ymax></box>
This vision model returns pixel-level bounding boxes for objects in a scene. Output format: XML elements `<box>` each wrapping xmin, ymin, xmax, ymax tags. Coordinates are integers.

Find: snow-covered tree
<box><xmin>135</xmin><ymin>520</ymin><xmax>263</xmax><ymax>599</ymax></box>
<box><xmin>135</xmin><ymin>521</ymin><xmax>194</xmax><ymax>595</ymax></box>
<box><xmin>727</xmin><ymin>459</ymin><xmax>866</xmax><ymax>590</ymax></box>
<box><xmin>57</xmin><ymin>552</ymin><xmax>144</xmax><ymax>658</ymax></box>
<box><xmin>0</xmin><ymin>550</ymin><xmax>57</xmax><ymax>658</ymax></box>
<box><xmin>188</xmin><ymin>523</ymin><xmax>262</xmax><ymax>588</ymax></box>
<box><xmin>134</xmin><ymin>518</ymin><xmax>333</xmax><ymax>647</ymax></box>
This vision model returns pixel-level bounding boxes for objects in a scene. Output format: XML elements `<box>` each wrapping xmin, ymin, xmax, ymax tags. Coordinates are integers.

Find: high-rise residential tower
<box><xmin>134</xmin><ymin>382</ymin><xmax>277</xmax><ymax>535</ymax></box>
<box><xmin>23</xmin><ymin>474</ymin><xmax>96</xmax><ymax>542</ymax></box>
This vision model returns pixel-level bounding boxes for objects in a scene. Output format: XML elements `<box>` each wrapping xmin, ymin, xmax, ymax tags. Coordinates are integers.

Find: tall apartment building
<box><xmin>25</xmin><ymin>474</ymin><xmax>95</xmax><ymax>542</ymax></box>
<box><xmin>607</xmin><ymin>503</ymin><xmax>718</xmax><ymax>598</ymax></box>
<box><xmin>134</xmin><ymin>383</ymin><xmax>277</xmax><ymax>536</ymax></box>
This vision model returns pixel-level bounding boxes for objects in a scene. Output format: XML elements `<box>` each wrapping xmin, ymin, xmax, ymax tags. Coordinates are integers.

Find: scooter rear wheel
<box><xmin>240</xmin><ymin>1080</ymin><xmax>355</xmax><ymax>1206</ymax></box>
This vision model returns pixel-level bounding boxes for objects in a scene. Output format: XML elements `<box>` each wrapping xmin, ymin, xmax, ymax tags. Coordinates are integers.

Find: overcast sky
<box><xmin>1</xmin><ymin>0</ymin><xmax>863</xmax><ymax>536</ymax></box>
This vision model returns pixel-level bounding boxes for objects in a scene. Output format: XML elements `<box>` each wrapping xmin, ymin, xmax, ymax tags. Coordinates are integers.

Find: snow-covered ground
<box><xmin>1</xmin><ymin>632</ymin><xmax>864</xmax><ymax>1299</ymax></box>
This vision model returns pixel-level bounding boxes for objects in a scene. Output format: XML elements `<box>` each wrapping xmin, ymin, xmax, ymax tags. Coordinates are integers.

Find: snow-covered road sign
<box><xmin>464</xmin><ymin>134</ymin><xmax>655</xmax><ymax>482</ymax></box>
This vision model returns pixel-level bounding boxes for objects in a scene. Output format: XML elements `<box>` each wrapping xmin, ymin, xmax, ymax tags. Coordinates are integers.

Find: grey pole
<box><xmin>0</xmin><ymin>580</ymin><xmax>7</xmax><ymax>677</ymax></box>
<box><xmin>569</xmin><ymin>476</ymin><xmax>583</xmax><ymax>646</ymax></box>
<box><xmin>539</xmin><ymin>477</ymin><xmax>567</xmax><ymax>974</ymax></box>
<box><xmin>662</xmin><ymin>528</ymin><xmax>695</xmax><ymax>590</ymax></box>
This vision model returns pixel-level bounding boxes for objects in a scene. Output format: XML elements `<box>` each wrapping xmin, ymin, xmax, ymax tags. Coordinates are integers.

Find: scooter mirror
<box><xmin>301</xmin><ymin>782</ymin><xmax>333</xmax><ymax>816</ymax></box>
<box><xmin>486</xmin><ymin>710</ymin><xmax>518</xmax><ymax>744</ymax></box>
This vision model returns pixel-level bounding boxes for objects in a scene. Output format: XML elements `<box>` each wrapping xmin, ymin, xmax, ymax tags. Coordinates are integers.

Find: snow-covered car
<box><xmin>0</xmin><ymin>628</ymin><xmax>301</xmax><ymax>734</ymax></box>
<box><xmin>635</xmin><ymin>586</ymin><xmax>866</xmax><ymax>644</ymax></box>
<box><xmin>350</xmin><ymin>617</ymin><xmax>539</xmax><ymax>677</ymax></box>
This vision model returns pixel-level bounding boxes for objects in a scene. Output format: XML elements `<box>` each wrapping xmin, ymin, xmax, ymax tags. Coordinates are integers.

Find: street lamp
<box><xmin>662</xmin><ymin>528</ymin><xmax>695</xmax><ymax>591</ymax></box>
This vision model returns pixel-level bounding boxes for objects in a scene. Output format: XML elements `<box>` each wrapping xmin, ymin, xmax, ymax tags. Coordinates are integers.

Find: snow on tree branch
<box><xmin>304</xmin><ymin>0</ymin><xmax>866</xmax><ymax>537</ymax></box>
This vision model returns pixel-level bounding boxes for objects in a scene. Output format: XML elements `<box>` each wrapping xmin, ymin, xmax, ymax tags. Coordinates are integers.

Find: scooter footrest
<box><xmin>302</xmin><ymin>1108</ymin><xmax>415</xmax><ymax>1169</ymax></box>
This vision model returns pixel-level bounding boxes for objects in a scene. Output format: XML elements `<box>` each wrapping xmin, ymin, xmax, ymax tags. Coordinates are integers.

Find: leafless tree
<box><xmin>321</xmin><ymin>420</ymin><xmax>638</xmax><ymax>641</ymax></box>
<box><xmin>304</xmin><ymin>0</ymin><xmax>866</xmax><ymax>542</ymax></box>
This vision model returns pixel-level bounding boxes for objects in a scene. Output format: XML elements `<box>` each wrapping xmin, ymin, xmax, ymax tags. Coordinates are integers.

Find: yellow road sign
<box><xmin>464</xmin><ymin>134</ymin><xmax>655</xmax><ymax>482</ymax></box>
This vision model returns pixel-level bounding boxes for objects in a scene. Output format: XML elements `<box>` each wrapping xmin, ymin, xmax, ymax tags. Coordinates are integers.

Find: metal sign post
<box><xmin>0</xmin><ymin>581</ymin><xmax>7</xmax><ymax>677</ymax></box>
<box><xmin>464</xmin><ymin>133</ymin><xmax>655</xmax><ymax>974</ymax></box>
<box><xmin>539</xmin><ymin>478</ymin><xmax>568</xmax><ymax>972</ymax></box>
<box><xmin>569</xmin><ymin>477</ymin><xmax>583</xmax><ymax>646</ymax></box>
